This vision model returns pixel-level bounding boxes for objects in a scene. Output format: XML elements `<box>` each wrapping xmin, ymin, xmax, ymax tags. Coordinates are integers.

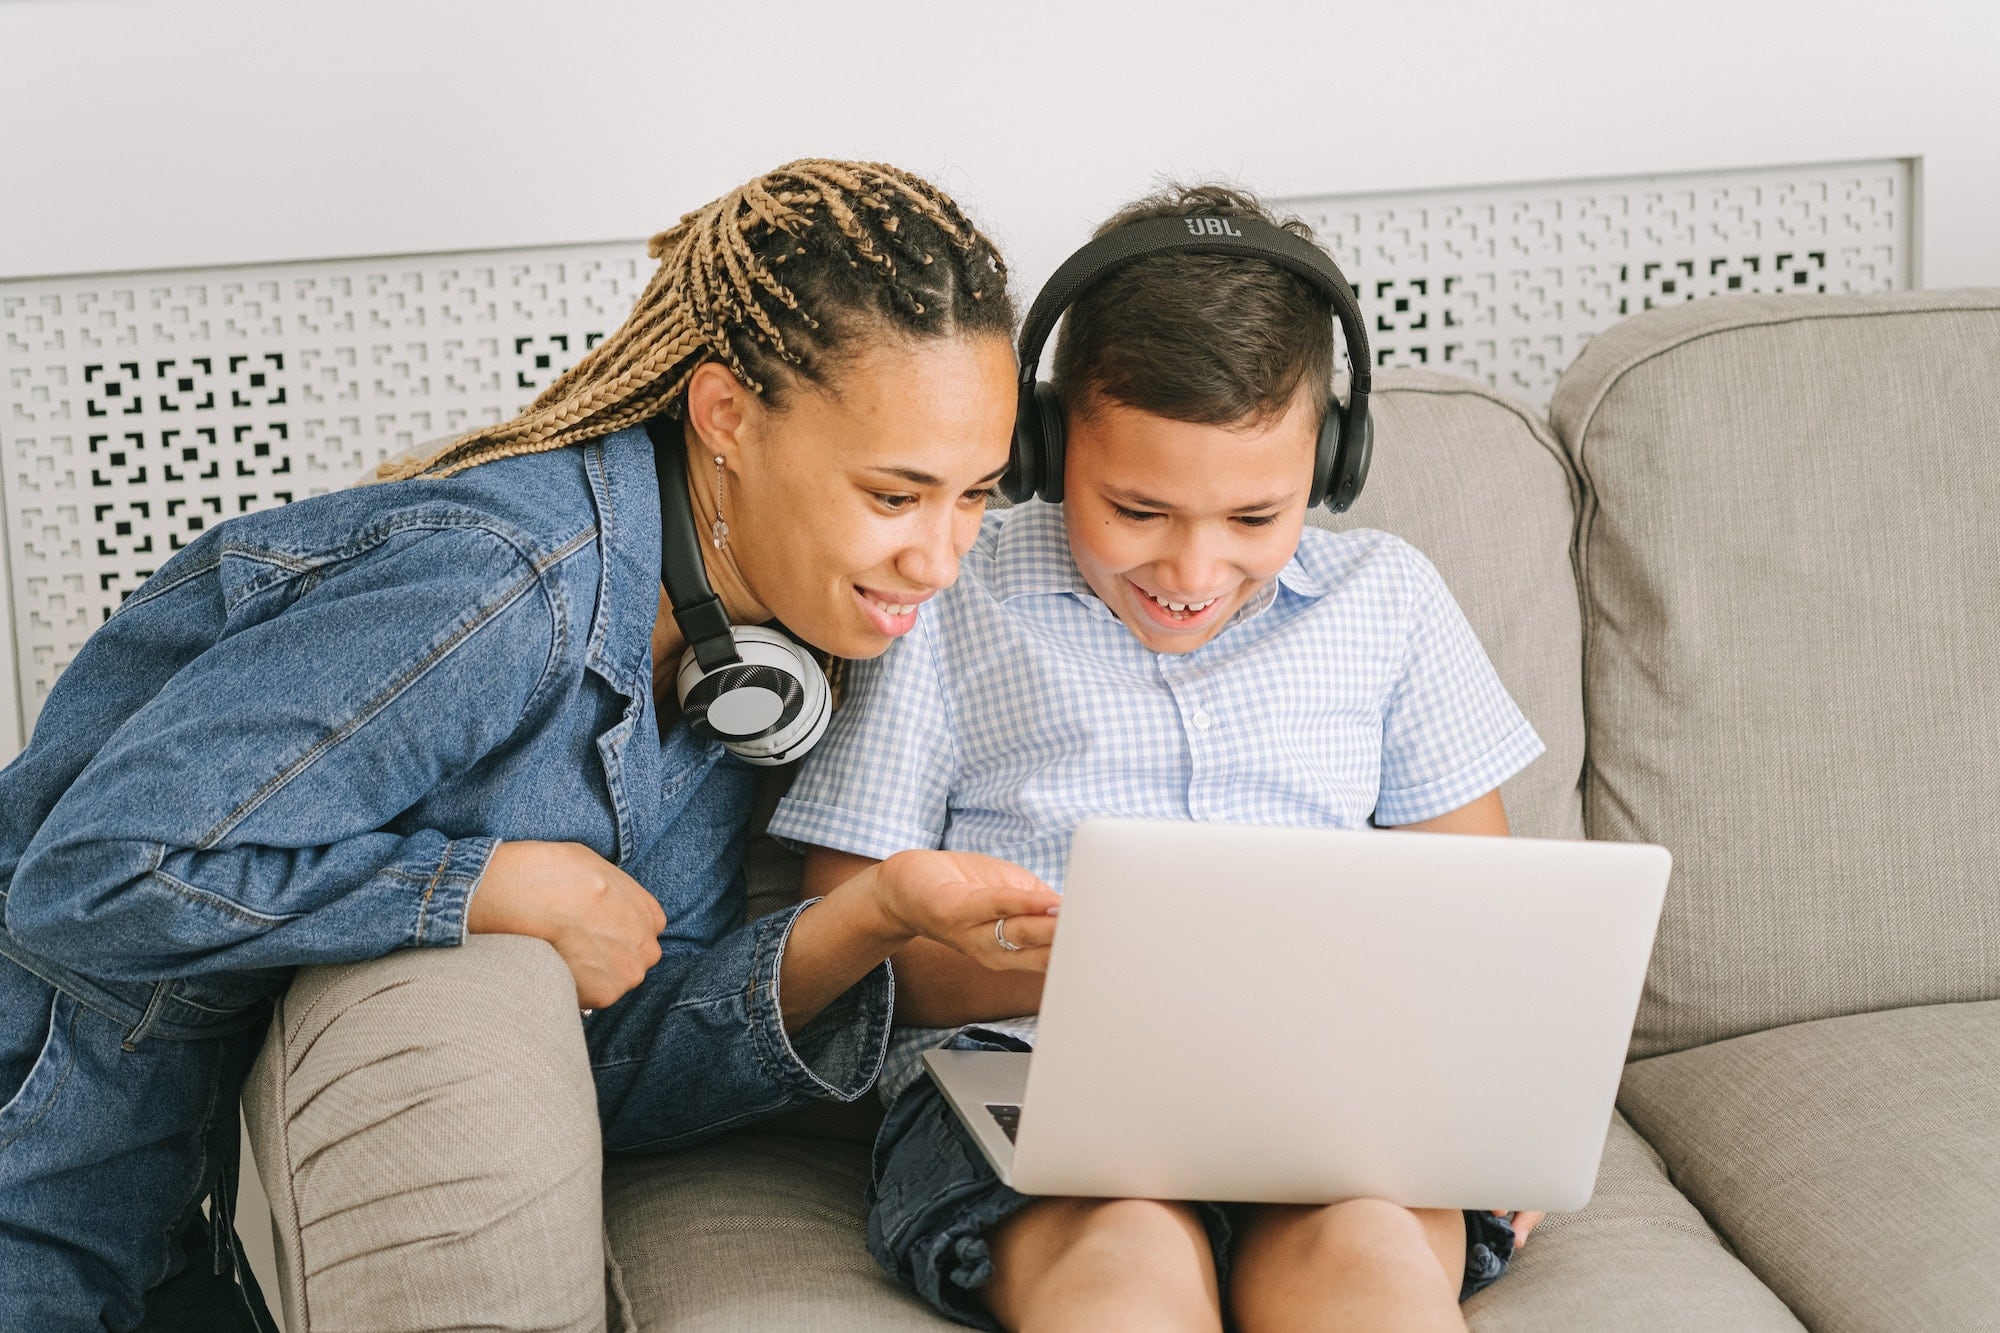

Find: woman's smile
<box><xmin>854</xmin><ymin>585</ymin><xmax>934</xmax><ymax>638</ymax></box>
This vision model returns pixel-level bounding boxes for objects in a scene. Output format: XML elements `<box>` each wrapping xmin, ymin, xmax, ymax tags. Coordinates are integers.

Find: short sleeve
<box><xmin>765</xmin><ymin>610</ymin><xmax>958</xmax><ymax>859</ymax></box>
<box><xmin>1372</xmin><ymin>543</ymin><xmax>1545</xmax><ymax>826</ymax></box>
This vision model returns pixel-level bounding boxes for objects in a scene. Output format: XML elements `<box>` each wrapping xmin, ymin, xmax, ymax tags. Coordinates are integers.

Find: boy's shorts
<box><xmin>866</xmin><ymin>1032</ymin><xmax>1514</xmax><ymax>1330</ymax></box>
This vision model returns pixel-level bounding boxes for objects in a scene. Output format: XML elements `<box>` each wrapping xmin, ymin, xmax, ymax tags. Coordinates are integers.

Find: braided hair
<box><xmin>379</xmin><ymin>159</ymin><xmax>1014</xmax><ymax>481</ymax></box>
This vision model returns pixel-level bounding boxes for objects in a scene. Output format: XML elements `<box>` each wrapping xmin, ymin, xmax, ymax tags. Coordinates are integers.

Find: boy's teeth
<box><xmin>1148</xmin><ymin>591</ymin><xmax>1215</xmax><ymax>614</ymax></box>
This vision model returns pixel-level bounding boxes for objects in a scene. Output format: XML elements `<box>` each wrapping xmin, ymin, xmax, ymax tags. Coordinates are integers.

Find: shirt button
<box><xmin>1192</xmin><ymin>709</ymin><xmax>1213</xmax><ymax>731</ymax></box>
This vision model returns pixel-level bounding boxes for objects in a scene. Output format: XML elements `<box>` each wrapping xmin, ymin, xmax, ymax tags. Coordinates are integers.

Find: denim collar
<box><xmin>990</xmin><ymin>498</ymin><xmax>1332</xmax><ymax>606</ymax></box>
<box><xmin>581</xmin><ymin>424</ymin><xmax>666</xmax><ymax>700</ymax></box>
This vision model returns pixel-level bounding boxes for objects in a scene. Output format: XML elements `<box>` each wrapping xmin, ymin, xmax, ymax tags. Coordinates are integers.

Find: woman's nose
<box><xmin>894</xmin><ymin>507</ymin><xmax>961</xmax><ymax>591</ymax></box>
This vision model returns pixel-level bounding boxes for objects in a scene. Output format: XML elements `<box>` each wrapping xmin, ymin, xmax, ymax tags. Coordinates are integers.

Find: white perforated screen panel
<box><xmin>1</xmin><ymin>244</ymin><xmax>651</xmax><ymax>744</ymax></box>
<box><xmin>1281</xmin><ymin>158</ymin><xmax>1913</xmax><ymax>401</ymax></box>
<box><xmin>0</xmin><ymin>159</ymin><xmax>1916</xmax><ymax>751</ymax></box>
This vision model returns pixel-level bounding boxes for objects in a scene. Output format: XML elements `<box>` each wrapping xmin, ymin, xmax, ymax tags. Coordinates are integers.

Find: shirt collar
<box><xmin>991</xmin><ymin>499</ymin><xmax>1333</xmax><ymax>611</ymax></box>
<box><xmin>581</xmin><ymin>424</ymin><xmax>665</xmax><ymax>699</ymax></box>
<box><xmin>991</xmin><ymin>500</ymin><xmax>1098</xmax><ymax>603</ymax></box>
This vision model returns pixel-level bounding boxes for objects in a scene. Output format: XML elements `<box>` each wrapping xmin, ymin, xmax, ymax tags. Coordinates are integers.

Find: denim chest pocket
<box><xmin>213</xmin><ymin>546</ymin><xmax>320</xmax><ymax>628</ymax></box>
<box><xmin>659</xmin><ymin>746</ymin><xmax>708</xmax><ymax>805</ymax></box>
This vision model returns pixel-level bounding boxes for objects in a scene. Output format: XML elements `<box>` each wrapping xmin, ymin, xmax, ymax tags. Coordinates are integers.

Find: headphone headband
<box><xmin>642</xmin><ymin>412</ymin><xmax>832</xmax><ymax>765</ymax></box>
<box><xmin>645</xmin><ymin>414</ymin><xmax>739</xmax><ymax>673</ymax></box>
<box><xmin>1015</xmin><ymin>214</ymin><xmax>1372</xmax><ymax>397</ymax></box>
<box><xmin>1004</xmin><ymin>212</ymin><xmax>1375</xmax><ymax>513</ymax></box>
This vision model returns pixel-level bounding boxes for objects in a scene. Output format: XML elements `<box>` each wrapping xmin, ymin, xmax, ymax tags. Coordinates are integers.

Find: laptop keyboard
<box><xmin>985</xmin><ymin>1103</ymin><xmax>1022</xmax><ymax>1143</ymax></box>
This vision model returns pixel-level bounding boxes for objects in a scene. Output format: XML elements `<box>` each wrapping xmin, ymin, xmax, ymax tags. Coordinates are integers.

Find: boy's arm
<box><xmin>1388</xmin><ymin>787</ymin><xmax>1510</xmax><ymax>836</ymax></box>
<box><xmin>803</xmin><ymin>846</ymin><xmax>1047</xmax><ymax>1028</ymax></box>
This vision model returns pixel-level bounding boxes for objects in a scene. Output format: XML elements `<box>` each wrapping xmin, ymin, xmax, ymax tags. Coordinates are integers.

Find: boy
<box><xmin>767</xmin><ymin>185</ymin><xmax>1545</xmax><ymax>1331</ymax></box>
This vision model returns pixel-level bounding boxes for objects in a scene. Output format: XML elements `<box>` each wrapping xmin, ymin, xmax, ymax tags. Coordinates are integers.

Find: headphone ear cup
<box><xmin>1309</xmin><ymin>406</ymin><xmax>1345</xmax><ymax>509</ymax></box>
<box><xmin>675</xmin><ymin>626</ymin><xmax>831</xmax><ymax>766</ymax></box>
<box><xmin>1032</xmin><ymin>382</ymin><xmax>1067</xmax><ymax>504</ymax></box>
<box><xmin>1320</xmin><ymin>410</ymin><xmax>1374</xmax><ymax>515</ymax></box>
<box><xmin>1001</xmin><ymin>382</ymin><xmax>1043</xmax><ymax>503</ymax></box>
<box><xmin>729</xmin><ymin>630</ymin><xmax>831</xmax><ymax>766</ymax></box>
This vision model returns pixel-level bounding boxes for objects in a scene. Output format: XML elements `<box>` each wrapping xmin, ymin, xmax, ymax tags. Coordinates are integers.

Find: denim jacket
<box><xmin>0</xmin><ymin>425</ymin><xmax>891</xmax><ymax>1148</ymax></box>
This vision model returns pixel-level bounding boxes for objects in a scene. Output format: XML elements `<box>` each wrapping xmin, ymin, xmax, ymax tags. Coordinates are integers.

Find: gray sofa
<box><xmin>245</xmin><ymin>287</ymin><xmax>2000</xmax><ymax>1331</ymax></box>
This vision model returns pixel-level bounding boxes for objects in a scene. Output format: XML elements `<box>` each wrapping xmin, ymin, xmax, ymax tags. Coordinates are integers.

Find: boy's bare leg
<box><xmin>1229</xmin><ymin>1199</ymin><xmax>1467</xmax><ymax>1333</ymax></box>
<box><xmin>984</xmin><ymin>1197</ymin><xmax>1223</xmax><ymax>1332</ymax></box>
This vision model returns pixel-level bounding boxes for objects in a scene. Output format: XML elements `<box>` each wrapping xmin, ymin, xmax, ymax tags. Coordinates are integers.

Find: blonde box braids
<box><xmin>378</xmin><ymin>159</ymin><xmax>1012</xmax><ymax>482</ymax></box>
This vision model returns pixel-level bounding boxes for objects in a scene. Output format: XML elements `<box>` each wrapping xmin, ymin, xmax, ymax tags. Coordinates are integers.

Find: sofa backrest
<box><xmin>1549</xmin><ymin>288</ymin><xmax>2000</xmax><ymax>1059</ymax></box>
<box><xmin>1315</xmin><ymin>369</ymin><xmax>1587</xmax><ymax>842</ymax></box>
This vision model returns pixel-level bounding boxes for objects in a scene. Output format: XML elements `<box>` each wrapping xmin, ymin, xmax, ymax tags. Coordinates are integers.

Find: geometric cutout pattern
<box><xmin>0</xmin><ymin>160</ymin><xmax>1917</xmax><ymax>746</ymax></box>
<box><xmin>1282</xmin><ymin>157</ymin><xmax>1913</xmax><ymax>404</ymax></box>
<box><xmin>0</xmin><ymin>243</ymin><xmax>647</xmax><ymax>734</ymax></box>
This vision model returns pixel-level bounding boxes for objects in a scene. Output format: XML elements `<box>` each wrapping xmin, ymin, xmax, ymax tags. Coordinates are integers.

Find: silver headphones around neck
<box><xmin>644</xmin><ymin>415</ymin><xmax>831</xmax><ymax>765</ymax></box>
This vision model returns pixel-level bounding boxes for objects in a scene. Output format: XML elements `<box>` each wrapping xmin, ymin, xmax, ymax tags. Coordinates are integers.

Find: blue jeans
<box><xmin>0</xmin><ymin>954</ymin><xmax>276</xmax><ymax>1332</ymax></box>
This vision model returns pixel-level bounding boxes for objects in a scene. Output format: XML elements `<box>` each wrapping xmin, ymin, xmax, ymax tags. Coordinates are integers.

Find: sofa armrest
<box><xmin>243</xmin><ymin>934</ymin><xmax>605</xmax><ymax>1332</ymax></box>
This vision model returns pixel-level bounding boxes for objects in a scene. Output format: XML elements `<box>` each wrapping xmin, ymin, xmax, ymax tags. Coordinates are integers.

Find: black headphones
<box><xmin>1001</xmin><ymin>214</ymin><xmax>1373</xmax><ymax>513</ymax></box>
<box><xmin>644</xmin><ymin>415</ymin><xmax>831</xmax><ymax>766</ymax></box>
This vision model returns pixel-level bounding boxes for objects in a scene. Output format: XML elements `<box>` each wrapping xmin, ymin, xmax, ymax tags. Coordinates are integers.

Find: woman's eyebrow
<box><xmin>870</xmin><ymin>462</ymin><xmax>1010</xmax><ymax>487</ymax></box>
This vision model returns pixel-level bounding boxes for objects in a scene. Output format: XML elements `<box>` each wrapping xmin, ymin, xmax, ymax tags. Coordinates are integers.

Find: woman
<box><xmin>0</xmin><ymin>160</ymin><xmax>1056</xmax><ymax>1332</ymax></box>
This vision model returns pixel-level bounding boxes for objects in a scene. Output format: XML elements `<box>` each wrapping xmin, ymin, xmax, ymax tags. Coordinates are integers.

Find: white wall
<box><xmin>1</xmin><ymin>0</ymin><xmax>1997</xmax><ymax>763</ymax></box>
<box><xmin>2</xmin><ymin>0</ymin><xmax>1997</xmax><ymax>293</ymax></box>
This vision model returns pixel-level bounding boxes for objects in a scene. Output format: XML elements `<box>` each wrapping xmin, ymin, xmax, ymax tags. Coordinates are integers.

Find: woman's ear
<box><xmin>681</xmin><ymin>360</ymin><xmax>752</xmax><ymax>470</ymax></box>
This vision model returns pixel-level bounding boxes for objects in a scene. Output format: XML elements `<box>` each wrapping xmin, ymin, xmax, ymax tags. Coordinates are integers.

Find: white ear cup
<box><xmin>675</xmin><ymin>625</ymin><xmax>831</xmax><ymax>766</ymax></box>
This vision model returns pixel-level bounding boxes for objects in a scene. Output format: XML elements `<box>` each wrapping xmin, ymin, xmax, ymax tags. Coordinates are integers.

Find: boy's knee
<box><xmin>1025</xmin><ymin>1197</ymin><xmax>1212</xmax><ymax>1272</ymax></box>
<box><xmin>1294</xmin><ymin>1198</ymin><xmax>1459</xmax><ymax>1291</ymax></box>
<box><xmin>245</xmin><ymin>934</ymin><xmax>603</xmax><ymax>1331</ymax></box>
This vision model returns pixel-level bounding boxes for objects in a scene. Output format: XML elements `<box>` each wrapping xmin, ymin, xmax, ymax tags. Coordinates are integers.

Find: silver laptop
<box><xmin>924</xmin><ymin>818</ymin><xmax>1670</xmax><ymax>1212</ymax></box>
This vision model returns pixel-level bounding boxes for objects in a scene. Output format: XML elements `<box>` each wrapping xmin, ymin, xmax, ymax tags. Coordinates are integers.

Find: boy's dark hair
<box><xmin>1050</xmin><ymin>183</ymin><xmax>1336</xmax><ymax>427</ymax></box>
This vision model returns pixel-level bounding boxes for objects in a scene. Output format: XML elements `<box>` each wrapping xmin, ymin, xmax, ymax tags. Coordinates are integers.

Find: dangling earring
<box><xmin>710</xmin><ymin>455</ymin><xmax>730</xmax><ymax>550</ymax></box>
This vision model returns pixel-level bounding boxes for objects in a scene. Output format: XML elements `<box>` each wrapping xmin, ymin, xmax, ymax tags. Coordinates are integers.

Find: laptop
<box><xmin>923</xmin><ymin>817</ymin><xmax>1670</xmax><ymax>1212</ymax></box>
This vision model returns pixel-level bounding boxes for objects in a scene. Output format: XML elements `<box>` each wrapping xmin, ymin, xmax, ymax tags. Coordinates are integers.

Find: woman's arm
<box><xmin>800</xmin><ymin>846</ymin><xmax>1050</xmax><ymax>1028</ymax></box>
<box><xmin>8</xmin><ymin>525</ymin><xmax>569</xmax><ymax>980</ymax></box>
<box><xmin>589</xmin><ymin>845</ymin><xmax>1057</xmax><ymax>1151</ymax></box>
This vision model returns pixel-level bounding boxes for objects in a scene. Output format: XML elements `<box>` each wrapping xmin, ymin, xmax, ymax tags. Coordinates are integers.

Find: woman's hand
<box><xmin>468</xmin><ymin>840</ymin><xmax>667</xmax><ymax>1008</ymax></box>
<box><xmin>868</xmin><ymin>849</ymin><xmax>1061</xmax><ymax>971</ymax></box>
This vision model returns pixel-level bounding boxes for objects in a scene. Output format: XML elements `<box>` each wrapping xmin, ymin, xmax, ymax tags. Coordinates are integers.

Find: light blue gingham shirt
<box><xmin>767</xmin><ymin>501</ymin><xmax>1544</xmax><ymax>1100</ymax></box>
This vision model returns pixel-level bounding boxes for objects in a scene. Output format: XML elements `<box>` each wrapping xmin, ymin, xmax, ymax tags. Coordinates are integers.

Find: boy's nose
<box><xmin>1157</xmin><ymin>542</ymin><xmax>1229</xmax><ymax>599</ymax></box>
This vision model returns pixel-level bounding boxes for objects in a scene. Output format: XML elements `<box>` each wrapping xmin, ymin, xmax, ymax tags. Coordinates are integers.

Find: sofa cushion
<box><xmin>602</xmin><ymin>1134</ymin><xmax>945</xmax><ymax>1330</ymax></box>
<box><xmin>1619</xmin><ymin>999</ymin><xmax>2000</xmax><ymax>1332</ymax></box>
<box><xmin>1318</xmin><ymin>369</ymin><xmax>1585</xmax><ymax>840</ymax></box>
<box><xmin>1547</xmin><ymin>290</ymin><xmax>2000</xmax><ymax>1057</ymax></box>
<box><xmin>1467</xmin><ymin>1113</ymin><xmax>1801</xmax><ymax>1331</ymax></box>
<box><xmin>602</xmin><ymin>1114</ymin><xmax>1795</xmax><ymax>1330</ymax></box>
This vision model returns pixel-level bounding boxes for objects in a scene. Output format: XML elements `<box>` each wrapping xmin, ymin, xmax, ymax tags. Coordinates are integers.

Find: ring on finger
<box><xmin>994</xmin><ymin>918</ymin><xmax>1022</xmax><ymax>952</ymax></box>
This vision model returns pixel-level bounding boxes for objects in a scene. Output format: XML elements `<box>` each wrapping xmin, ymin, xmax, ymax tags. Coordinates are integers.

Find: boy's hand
<box><xmin>1502</xmin><ymin>1210</ymin><xmax>1545</xmax><ymax>1247</ymax></box>
<box><xmin>871</xmin><ymin>850</ymin><xmax>1061</xmax><ymax>971</ymax></box>
<box><xmin>469</xmin><ymin>839</ymin><xmax>667</xmax><ymax>1008</ymax></box>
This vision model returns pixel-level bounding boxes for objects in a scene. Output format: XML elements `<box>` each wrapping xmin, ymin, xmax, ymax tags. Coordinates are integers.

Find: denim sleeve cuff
<box><xmin>412</xmin><ymin>834</ymin><xmax>500</xmax><ymax>948</ymax></box>
<box><xmin>745</xmin><ymin>897</ymin><xmax>895</xmax><ymax>1104</ymax></box>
